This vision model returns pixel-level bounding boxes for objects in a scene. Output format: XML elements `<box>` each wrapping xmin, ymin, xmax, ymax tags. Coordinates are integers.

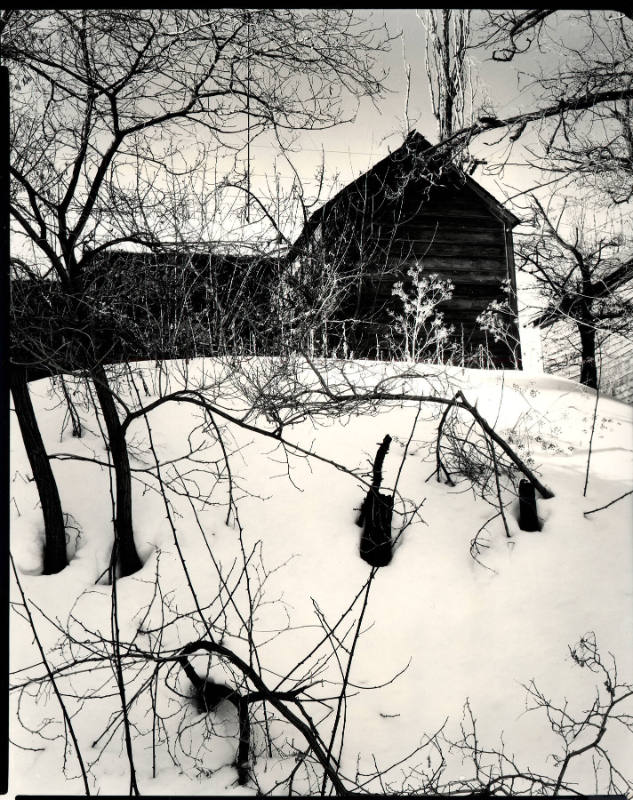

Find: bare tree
<box><xmin>10</xmin><ymin>366</ymin><xmax>68</xmax><ymax>573</ymax></box>
<box><xmin>473</xmin><ymin>10</ymin><xmax>633</xmax><ymax>195</ymax></box>
<box><xmin>4</xmin><ymin>8</ymin><xmax>389</xmax><ymax>575</ymax></box>
<box><xmin>391</xmin><ymin>9</ymin><xmax>633</xmax><ymax>192</ymax></box>
<box><xmin>519</xmin><ymin>198</ymin><xmax>633</xmax><ymax>389</ymax></box>
<box><xmin>422</xmin><ymin>9</ymin><xmax>473</xmax><ymax>143</ymax></box>
<box><xmin>462</xmin><ymin>11</ymin><xmax>633</xmax><ymax>394</ymax></box>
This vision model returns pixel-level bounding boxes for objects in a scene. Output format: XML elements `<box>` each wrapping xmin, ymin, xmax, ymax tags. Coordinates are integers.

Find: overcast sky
<box><xmin>238</xmin><ymin>10</ymin><xmax>543</xmax><ymax>229</ymax></box>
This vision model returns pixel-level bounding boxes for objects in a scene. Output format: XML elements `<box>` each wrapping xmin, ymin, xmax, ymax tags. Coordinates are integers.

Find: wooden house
<box><xmin>292</xmin><ymin>131</ymin><xmax>522</xmax><ymax>367</ymax></box>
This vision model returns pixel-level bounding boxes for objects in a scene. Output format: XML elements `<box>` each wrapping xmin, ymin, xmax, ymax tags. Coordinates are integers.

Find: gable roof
<box><xmin>295</xmin><ymin>130</ymin><xmax>520</xmax><ymax>252</ymax></box>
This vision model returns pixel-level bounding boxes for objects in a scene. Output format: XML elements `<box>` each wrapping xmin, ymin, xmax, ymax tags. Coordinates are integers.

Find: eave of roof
<box><xmin>294</xmin><ymin>129</ymin><xmax>521</xmax><ymax>251</ymax></box>
<box><xmin>459</xmin><ymin>171</ymin><xmax>521</xmax><ymax>228</ymax></box>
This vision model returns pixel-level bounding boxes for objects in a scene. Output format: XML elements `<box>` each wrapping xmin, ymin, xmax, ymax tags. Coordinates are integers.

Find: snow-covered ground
<box><xmin>9</xmin><ymin>357</ymin><xmax>633</xmax><ymax>796</ymax></box>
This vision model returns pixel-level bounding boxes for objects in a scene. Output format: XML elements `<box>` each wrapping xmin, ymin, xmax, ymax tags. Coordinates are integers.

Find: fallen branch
<box><xmin>450</xmin><ymin>390</ymin><xmax>553</xmax><ymax>499</ymax></box>
<box><xmin>122</xmin><ymin>386</ymin><xmax>554</xmax><ymax>499</ymax></box>
<box><xmin>584</xmin><ymin>489</ymin><xmax>633</xmax><ymax>516</ymax></box>
<box><xmin>174</xmin><ymin>640</ymin><xmax>348</xmax><ymax>795</ymax></box>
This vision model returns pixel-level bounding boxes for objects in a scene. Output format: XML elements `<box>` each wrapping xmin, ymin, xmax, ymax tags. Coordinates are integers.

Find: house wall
<box><xmin>317</xmin><ymin>169</ymin><xmax>521</xmax><ymax>367</ymax></box>
<box><xmin>600</xmin><ymin>331</ymin><xmax>633</xmax><ymax>403</ymax></box>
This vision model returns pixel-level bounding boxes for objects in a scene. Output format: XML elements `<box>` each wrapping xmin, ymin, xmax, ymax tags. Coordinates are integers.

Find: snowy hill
<box><xmin>9</xmin><ymin>358</ymin><xmax>633</xmax><ymax>797</ymax></box>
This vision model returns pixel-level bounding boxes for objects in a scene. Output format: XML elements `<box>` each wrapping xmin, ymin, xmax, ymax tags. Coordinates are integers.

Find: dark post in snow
<box><xmin>357</xmin><ymin>434</ymin><xmax>394</xmax><ymax>567</ymax></box>
<box><xmin>518</xmin><ymin>479</ymin><xmax>541</xmax><ymax>531</ymax></box>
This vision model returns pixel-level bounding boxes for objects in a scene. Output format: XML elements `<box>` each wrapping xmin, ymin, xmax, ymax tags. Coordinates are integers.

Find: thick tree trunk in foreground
<box><xmin>578</xmin><ymin>321</ymin><xmax>598</xmax><ymax>389</ymax></box>
<box><xmin>11</xmin><ymin>366</ymin><xmax>67</xmax><ymax>574</ymax></box>
<box><xmin>92</xmin><ymin>364</ymin><xmax>142</xmax><ymax>577</ymax></box>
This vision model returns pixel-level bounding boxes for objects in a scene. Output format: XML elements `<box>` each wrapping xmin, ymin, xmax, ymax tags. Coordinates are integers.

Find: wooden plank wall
<box><xmin>320</xmin><ymin>173</ymin><xmax>521</xmax><ymax>367</ymax></box>
<box><xmin>541</xmin><ymin>318</ymin><xmax>633</xmax><ymax>404</ymax></box>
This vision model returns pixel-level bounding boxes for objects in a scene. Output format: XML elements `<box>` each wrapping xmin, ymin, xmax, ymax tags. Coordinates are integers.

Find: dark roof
<box><xmin>294</xmin><ymin>130</ymin><xmax>520</xmax><ymax>251</ymax></box>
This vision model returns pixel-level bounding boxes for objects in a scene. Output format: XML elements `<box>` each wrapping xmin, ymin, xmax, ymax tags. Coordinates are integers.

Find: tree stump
<box><xmin>179</xmin><ymin>654</ymin><xmax>250</xmax><ymax>785</ymax></box>
<box><xmin>518</xmin><ymin>479</ymin><xmax>541</xmax><ymax>531</ymax></box>
<box><xmin>357</xmin><ymin>435</ymin><xmax>393</xmax><ymax>567</ymax></box>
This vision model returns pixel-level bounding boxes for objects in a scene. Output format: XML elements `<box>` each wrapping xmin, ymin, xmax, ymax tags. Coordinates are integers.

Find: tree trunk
<box><xmin>440</xmin><ymin>9</ymin><xmax>454</xmax><ymax>140</ymax></box>
<box><xmin>10</xmin><ymin>366</ymin><xmax>67</xmax><ymax>574</ymax></box>
<box><xmin>578</xmin><ymin>322</ymin><xmax>598</xmax><ymax>389</ymax></box>
<box><xmin>91</xmin><ymin>364</ymin><xmax>142</xmax><ymax>577</ymax></box>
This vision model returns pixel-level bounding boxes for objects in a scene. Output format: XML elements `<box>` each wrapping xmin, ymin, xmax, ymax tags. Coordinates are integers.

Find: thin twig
<box><xmin>583</xmin><ymin>378</ymin><xmax>601</xmax><ymax>497</ymax></box>
<box><xmin>10</xmin><ymin>555</ymin><xmax>91</xmax><ymax>794</ymax></box>
<box><xmin>584</xmin><ymin>489</ymin><xmax>633</xmax><ymax>516</ymax></box>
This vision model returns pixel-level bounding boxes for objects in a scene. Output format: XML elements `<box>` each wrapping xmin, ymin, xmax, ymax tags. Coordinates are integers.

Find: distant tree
<box><xmin>3</xmin><ymin>8</ymin><xmax>389</xmax><ymax>576</ymax></box>
<box><xmin>414</xmin><ymin>11</ymin><xmax>633</xmax><ymax>388</ymax></box>
<box><xmin>519</xmin><ymin>198</ymin><xmax>633</xmax><ymax>389</ymax></box>
<box><xmin>409</xmin><ymin>10</ymin><xmax>633</xmax><ymax>181</ymax></box>
<box><xmin>422</xmin><ymin>9</ymin><xmax>473</xmax><ymax>143</ymax></box>
<box><xmin>472</xmin><ymin>11</ymin><xmax>633</xmax><ymax>189</ymax></box>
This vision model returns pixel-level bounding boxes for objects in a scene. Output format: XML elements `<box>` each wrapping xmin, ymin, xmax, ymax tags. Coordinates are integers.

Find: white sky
<box><xmin>234</xmin><ymin>9</ymin><xmax>543</xmax><ymax>235</ymax></box>
<box><xmin>236</xmin><ymin>10</ymin><xmax>631</xmax><ymax>242</ymax></box>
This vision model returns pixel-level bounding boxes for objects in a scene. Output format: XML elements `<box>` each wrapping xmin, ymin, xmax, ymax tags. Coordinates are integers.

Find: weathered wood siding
<box><xmin>542</xmin><ymin>318</ymin><xmax>633</xmax><ymax>404</ymax></box>
<box><xmin>315</xmin><ymin>164</ymin><xmax>521</xmax><ymax>367</ymax></box>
